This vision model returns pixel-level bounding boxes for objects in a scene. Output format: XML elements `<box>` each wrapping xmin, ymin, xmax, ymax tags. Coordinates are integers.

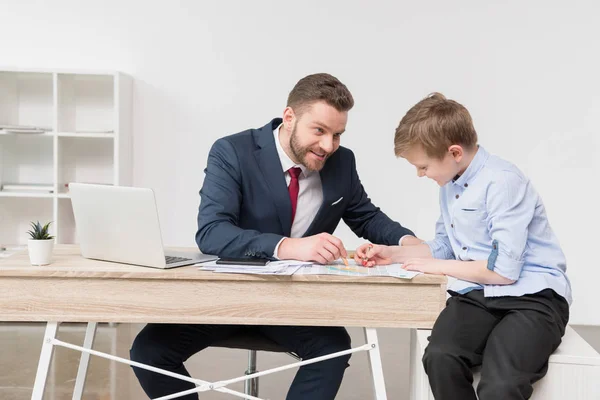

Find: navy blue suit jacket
<box><xmin>196</xmin><ymin>118</ymin><xmax>414</xmax><ymax>259</ymax></box>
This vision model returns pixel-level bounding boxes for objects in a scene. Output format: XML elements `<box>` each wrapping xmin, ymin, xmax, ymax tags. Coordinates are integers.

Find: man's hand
<box><xmin>278</xmin><ymin>233</ymin><xmax>347</xmax><ymax>264</ymax></box>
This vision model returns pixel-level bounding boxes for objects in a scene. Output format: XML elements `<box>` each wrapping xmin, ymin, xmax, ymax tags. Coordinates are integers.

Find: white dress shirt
<box><xmin>272</xmin><ymin>125</ymin><xmax>323</xmax><ymax>258</ymax></box>
<box><xmin>271</xmin><ymin>124</ymin><xmax>410</xmax><ymax>259</ymax></box>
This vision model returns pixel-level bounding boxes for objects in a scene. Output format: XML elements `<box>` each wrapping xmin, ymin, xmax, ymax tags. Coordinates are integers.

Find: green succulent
<box><xmin>27</xmin><ymin>221</ymin><xmax>54</xmax><ymax>240</ymax></box>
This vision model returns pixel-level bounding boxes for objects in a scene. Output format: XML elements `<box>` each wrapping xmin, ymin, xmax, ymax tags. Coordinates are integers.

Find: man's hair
<box><xmin>394</xmin><ymin>92</ymin><xmax>478</xmax><ymax>159</ymax></box>
<box><xmin>287</xmin><ymin>73</ymin><xmax>354</xmax><ymax>115</ymax></box>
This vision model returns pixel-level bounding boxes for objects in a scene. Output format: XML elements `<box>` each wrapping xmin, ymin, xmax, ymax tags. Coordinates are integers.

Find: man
<box><xmin>130</xmin><ymin>73</ymin><xmax>417</xmax><ymax>400</ymax></box>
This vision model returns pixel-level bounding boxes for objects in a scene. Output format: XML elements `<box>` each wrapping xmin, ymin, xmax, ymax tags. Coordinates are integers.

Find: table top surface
<box><xmin>0</xmin><ymin>246</ymin><xmax>447</xmax><ymax>327</ymax></box>
<box><xmin>0</xmin><ymin>245</ymin><xmax>447</xmax><ymax>285</ymax></box>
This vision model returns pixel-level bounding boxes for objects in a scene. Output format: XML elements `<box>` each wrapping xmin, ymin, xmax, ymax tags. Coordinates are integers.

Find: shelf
<box><xmin>0</xmin><ymin>134</ymin><xmax>54</xmax><ymax>188</ymax></box>
<box><xmin>0</xmin><ymin>131</ymin><xmax>55</xmax><ymax>137</ymax></box>
<box><xmin>58</xmin><ymin>136</ymin><xmax>114</xmax><ymax>186</ymax></box>
<box><xmin>0</xmin><ymin>192</ymin><xmax>54</xmax><ymax>198</ymax></box>
<box><xmin>1</xmin><ymin>131</ymin><xmax>117</xmax><ymax>139</ymax></box>
<box><xmin>0</xmin><ymin>67</ymin><xmax>118</xmax><ymax>76</ymax></box>
<box><xmin>56</xmin><ymin>132</ymin><xmax>114</xmax><ymax>138</ymax></box>
<box><xmin>57</xmin><ymin>74</ymin><xmax>114</xmax><ymax>133</ymax></box>
<box><xmin>0</xmin><ymin>68</ymin><xmax>131</xmax><ymax>245</ymax></box>
<box><xmin>0</xmin><ymin>71</ymin><xmax>54</xmax><ymax>130</ymax></box>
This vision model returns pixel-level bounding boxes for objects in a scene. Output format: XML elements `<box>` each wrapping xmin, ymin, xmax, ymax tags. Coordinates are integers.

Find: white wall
<box><xmin>2</xmin><ymin>0</ymin><xmax>598</xmax><ymax>325</ymax></box>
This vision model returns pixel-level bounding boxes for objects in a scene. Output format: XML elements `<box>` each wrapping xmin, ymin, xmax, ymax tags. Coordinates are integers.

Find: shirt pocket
<box><xmin>453</xmin><ymin>207</ymin><xmax>489</xmax><ymax>244</ymax></box>
<box><xmin>459</xmin><ymin>207</ymin><xmax>486</xmax><ymax>216</ymax></box>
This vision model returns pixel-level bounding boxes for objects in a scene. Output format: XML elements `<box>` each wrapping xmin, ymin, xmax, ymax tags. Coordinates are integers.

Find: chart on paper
<box><xmin>296</xmin><ymin>259</ymin><xmax>421</xmax><ymax>279</ymax></box>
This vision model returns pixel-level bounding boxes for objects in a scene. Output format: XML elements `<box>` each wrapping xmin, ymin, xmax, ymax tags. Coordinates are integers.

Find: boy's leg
<box><xmin>477</xmin><ymin>289</ymin><xmax>569</xmax><ymax>400</ymax></box>
<box><xmin>423</xmin><ymin>290</ymin><xmax>499</xmax><ymax>400</ymax></box>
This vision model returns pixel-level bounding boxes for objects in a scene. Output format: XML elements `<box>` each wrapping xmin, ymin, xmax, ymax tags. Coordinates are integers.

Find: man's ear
<box><xmin>282</xmin><ymin>107</ymin><xmax>295</xmax><ymax>132</ymax></box>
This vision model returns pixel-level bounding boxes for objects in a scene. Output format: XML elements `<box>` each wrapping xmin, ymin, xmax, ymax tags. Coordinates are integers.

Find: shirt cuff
<box><xmin>398</xmin><ymin>235</ymin><xmax>424</xmax><ymax>246</ymax></box>
<box><xmin>272</xmin><ymin>237</ymin><xmax>287</xmax><ymax>260</ymax></box>
<box><xmin>486</xmin><ymin>240</ymin><xmax>523</xmax><ymax>281</ymax></box>
<box><xmin>491</xmin><ymin>256</ymin><xmax>524</xmax><ymax>281</ymax></box>
<box><xmin>425</xmin><ymin>239</ymin><xmax>455</xmax><ymax>260</ymax></box>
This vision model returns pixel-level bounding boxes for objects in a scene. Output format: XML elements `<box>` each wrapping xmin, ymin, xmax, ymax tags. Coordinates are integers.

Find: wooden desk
<box><xmin>0</xmin><ymin>245</ymin><xmax>447</xmax><ymax>400</ymax></box>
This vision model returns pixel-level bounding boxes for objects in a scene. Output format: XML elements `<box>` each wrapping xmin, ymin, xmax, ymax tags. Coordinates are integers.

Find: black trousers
<box><xmin>130</xmin><ymin>324</ymin><xmax>351</xmax><ymax>400</ymax></box>
<box><xmin>423</xmin><ymin>289</ymin><xmax>569</xmax><ymax>400</ymax></box>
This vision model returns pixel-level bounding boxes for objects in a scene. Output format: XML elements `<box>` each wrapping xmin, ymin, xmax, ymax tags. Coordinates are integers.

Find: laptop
<box><xmin>69</xmin><ymin>183</ymin><xmax>218</xmax><ymax>268</ymax></box>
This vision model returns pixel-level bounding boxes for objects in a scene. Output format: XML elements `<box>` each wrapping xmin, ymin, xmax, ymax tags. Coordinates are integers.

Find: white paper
<box><xmin>296</xmin><ymin>259</ymin><xmax>421</xmax><ymax>279</ymax></box>
<box><xmin>196</xmin><ymin>258</ymin><xmax>420</xmax><ymax>279</ymax></box>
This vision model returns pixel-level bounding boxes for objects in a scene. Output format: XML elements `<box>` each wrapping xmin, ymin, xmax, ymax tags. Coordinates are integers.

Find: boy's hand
<box><xmin>354</xmin><ymin>244</ymin><xmax>394</xmax><ymax>267</ymax></box>
<box><xmin>402</xmin><ymin>258</ymin><xmax>446</xmax><ymax>275</ymax></box>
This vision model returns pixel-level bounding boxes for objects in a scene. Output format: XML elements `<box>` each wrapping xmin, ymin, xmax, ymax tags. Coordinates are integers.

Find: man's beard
<box><xmin>289</xmin><ymin>124</ymin><xmax>329</xmax><ymax>172</ymax></box>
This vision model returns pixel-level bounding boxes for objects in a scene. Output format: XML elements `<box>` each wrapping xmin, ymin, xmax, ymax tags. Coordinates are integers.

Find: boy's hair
<box><xmin>394</xmin><ymin>92</ymin><xmax>478</xmax><ymax>159</ymax></box>
<box><xmin>287</xmin><ymin>73</ymin><xmax>354</xmax><ymax>116</ymax></box>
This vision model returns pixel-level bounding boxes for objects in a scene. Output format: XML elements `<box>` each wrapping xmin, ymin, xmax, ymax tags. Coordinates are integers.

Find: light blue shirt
<box><xmin>426</xmin><ymin>146</ymin><xmax>572</xmax><ymax>304</ymax></box>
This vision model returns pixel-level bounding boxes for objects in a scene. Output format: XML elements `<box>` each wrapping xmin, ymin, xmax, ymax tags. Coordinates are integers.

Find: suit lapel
<box><xmin>302</xmin><ymin>154</ymin><xmax>339</xmax><ymax>237</ymax></box>
<box><xmin>253</xmin><ymin>119</ymin><xmax>292</xmax><ymax>236</ymax></box>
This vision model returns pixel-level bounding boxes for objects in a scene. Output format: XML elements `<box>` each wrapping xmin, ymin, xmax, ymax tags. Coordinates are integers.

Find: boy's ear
<box><xmin>448</xmin><ymin>145</ymin><xmax>464</xmax><ymax>162</ymax></box>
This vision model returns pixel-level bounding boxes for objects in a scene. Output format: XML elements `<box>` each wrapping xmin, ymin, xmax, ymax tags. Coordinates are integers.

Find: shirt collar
<box><xmin>273</xmin><ymin>123</ymin><xmax>310</xmax><ymax>177</ymax></box>
<box><xmin>452</xmin><ymin>145</ymin><xmax>489</xmax><ymax>187</ymax></box>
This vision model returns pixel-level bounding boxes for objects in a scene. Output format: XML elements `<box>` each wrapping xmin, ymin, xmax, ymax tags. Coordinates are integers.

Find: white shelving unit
<box><xmin>0</xmin><ymin>68</ymin><xmax>132</xmax><ymax>246</ymax></box>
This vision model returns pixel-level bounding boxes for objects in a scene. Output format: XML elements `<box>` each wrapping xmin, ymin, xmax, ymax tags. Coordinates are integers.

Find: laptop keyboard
<box><xmin>165</xmin><ymin>256</ymin><xmax>193</xmax><ymax>264</ymax></box>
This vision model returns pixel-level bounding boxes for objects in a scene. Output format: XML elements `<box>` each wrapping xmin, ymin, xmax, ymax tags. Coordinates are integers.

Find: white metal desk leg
<box><xmin>72</xmin><ymin>322</ymin><xmax>97</xmax><ymax>400</ymax></box>
<box><xmin>32</xmin><ymin>322</ymin><xmax>60</xmax><ymax>400</ymax></box>
<box><xmin>364</xmin><ymin>328</ymin><xmax>387</xmax><ymax>400</ymax></box>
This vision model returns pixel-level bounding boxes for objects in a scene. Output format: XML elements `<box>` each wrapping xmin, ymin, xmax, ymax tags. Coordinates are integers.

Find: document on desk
<box><xmin>196</xmin><ymin>259</ymin><xmax>420</xmax><ymax>279</ymax></box>
<box><xmin>197</xmin><ymin>260</ymin><xmax>311</xmax><ymax>275</ymax></box>
<box><xmin>295</xmin><ymin>259</ymin><xmax>421</xmax><ymax>280</ymax></box>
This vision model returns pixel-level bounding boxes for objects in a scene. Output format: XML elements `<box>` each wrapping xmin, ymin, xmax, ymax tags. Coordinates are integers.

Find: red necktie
<box><xmin>288</xmin><ymin>167</ymin><xmax>302</xmax><ymax>225</ymax></box>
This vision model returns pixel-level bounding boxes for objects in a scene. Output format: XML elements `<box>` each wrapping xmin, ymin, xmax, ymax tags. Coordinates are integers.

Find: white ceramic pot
<box><xmin>27</xmin><ymin>239</ymin><xmax>54</xmax><ymax>266</ymax></box>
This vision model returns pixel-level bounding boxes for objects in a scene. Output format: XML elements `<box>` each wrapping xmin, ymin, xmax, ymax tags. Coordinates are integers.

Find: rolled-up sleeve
<box><xmin>426</xmin><ymin>214</ymin><xmax>456</xmax><ymax>260</ymax></box>
<box><xmin>485</xmin><ymin>171</ymin><xmax>534</xmax><ymax>281</ymax></box>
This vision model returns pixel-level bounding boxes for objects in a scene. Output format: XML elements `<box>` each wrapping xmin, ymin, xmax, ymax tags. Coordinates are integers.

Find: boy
<box><xmin>355</xmin><ymin>93</ymin><xmax>571</xmax><ymax>400</ymax></box>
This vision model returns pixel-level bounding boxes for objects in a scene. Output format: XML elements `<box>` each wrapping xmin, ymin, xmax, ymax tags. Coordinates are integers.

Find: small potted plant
<box><xmin>27</xmin><ymin>221</ymin><xmax>54</xmax><ymax>266</ymax></box>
